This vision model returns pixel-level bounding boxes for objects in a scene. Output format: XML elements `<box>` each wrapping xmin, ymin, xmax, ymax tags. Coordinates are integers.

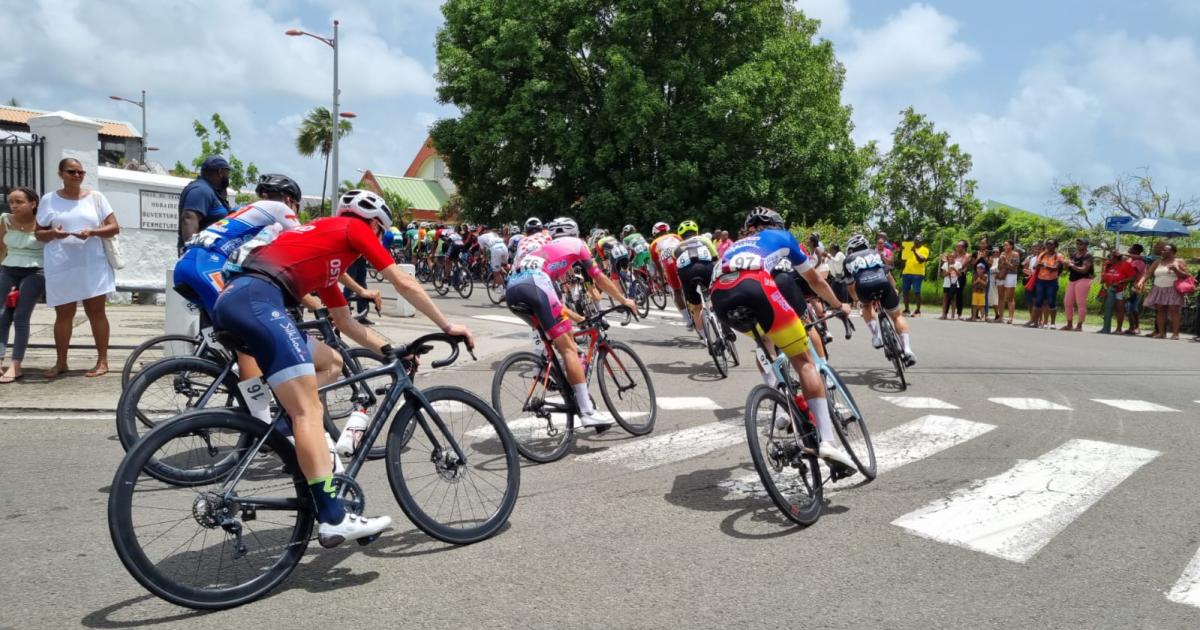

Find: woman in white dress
<box><xmin>34</xmin><ymin>158</ymin><xmax>120</xmax><ymax>377</ymax></box>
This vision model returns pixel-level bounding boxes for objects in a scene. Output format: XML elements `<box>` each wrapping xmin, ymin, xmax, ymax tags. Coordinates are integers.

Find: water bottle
<box><xmin>335</xmin><ymin>409</ymin><xmax>370</xmax><ymax>456</ymax></box>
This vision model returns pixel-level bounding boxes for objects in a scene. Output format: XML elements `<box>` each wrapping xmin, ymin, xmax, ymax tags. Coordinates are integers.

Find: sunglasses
<box><xmin>63</xmin><ymin>169</ymin><xmax>86</xmax><ymax>176</ymax></box>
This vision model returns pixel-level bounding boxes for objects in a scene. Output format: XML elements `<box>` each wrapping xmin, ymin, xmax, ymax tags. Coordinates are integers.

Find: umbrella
<box><xmin>1105</xmin><ymin>216</ymin><xmax>1191</xmax><ymax>238</ymax></box>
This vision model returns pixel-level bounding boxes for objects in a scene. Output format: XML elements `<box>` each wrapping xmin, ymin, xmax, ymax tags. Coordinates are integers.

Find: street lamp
<box><xmin>109</xmin><ymin>90</ymin><xmax>147</xmax><ymax>163</ymax></box>
<box><xmin>287</xmin><ymin>21</ymin><xmax>341</xmax><ymax>213</ymax></box>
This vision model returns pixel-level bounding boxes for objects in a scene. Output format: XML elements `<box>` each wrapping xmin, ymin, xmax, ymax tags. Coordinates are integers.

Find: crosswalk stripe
<box><xmin>719</xmin><ymin>415</ymin><xmax>996</xmax><ymax>497</ymax></box>
<box><xmin>657</xmin><ymin>397</ymin><xmax>721</xmax><ymax>410</ymax></box>
<box><xmin>892</xmin><ymin>438</ymin><xmax>1160</xmax><ymax>563</ymax></box>
<box><xmin>575</xmin><ymin>420</ymin><xmax>743</xmax><ymax>470</ymax></box>
<box><xmin>880</xmin><ymin>396</ymin><xmax>959</xmax><ymax>410</ymax></box>
<box><xmin>1092</xmin><ymin>399</ymin><xmax>1179</xmax><ymax>412</ymax></box>
<box><xmin>1167</xmin><ymin>547</ymin><xmax>1200</xmax><ymax>608</ymax></box>
<box><xmin>989</xmin><ymin>398</ymin><xmax>1072</xmax><ymax>411</ymax></box>
<box><xmin>473</xmin><ymin>314</ymin><xmax>527</xmax><ymax>326</ymax></box>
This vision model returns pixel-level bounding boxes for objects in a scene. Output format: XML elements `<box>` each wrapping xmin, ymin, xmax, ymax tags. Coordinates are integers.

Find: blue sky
<box><xmin>5</xmin><ymin>0</ymin><xmax>1199</xmax><ymax>217</ymax></box>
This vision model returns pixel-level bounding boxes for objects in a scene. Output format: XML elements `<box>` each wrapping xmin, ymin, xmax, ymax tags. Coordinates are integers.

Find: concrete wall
<box><xmin>97</xmin><ymin>167</ymin><xmax>192</xmax><ymax>290</ymax></box>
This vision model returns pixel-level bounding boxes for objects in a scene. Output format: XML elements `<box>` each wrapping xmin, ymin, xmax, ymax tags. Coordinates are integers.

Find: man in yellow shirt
<box><xmin>900</xmin><ymin>234</ymin><xmax>929</xmax><ymax>316</ymax></box>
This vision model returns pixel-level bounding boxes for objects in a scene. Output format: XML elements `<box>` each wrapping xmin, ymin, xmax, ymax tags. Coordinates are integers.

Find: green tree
<box><xmin>379</xmin><ymin>190</ymin><xmax>414</xmax><ymax>223</ymax></box>
<box><xmin>870</xmin><ymin>107</ymin><xmax>982</xmax><ymax>238</ymax></box>
<box><xmin>1055</xmin><ymin>169</ymin><xmax>1200</xmax><ymax>231</ymax></box>
<box><xmin>186</xmin><ymin>113</ymin><xmax>259</xmax><ymax>190</ymax></box>
<box><xmin>296</xmin><ymin>107</ymin><xmax>354</xmax><ymax>210</ymax></box>
<box><xmin>431</xmin><ymin>0</ymin><xmax>864</xmax><ymax>229</ymax></box>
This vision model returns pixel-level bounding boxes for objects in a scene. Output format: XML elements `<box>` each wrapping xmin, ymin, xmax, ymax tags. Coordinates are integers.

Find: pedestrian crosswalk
<box><xmin>1092</xmin><ymin>399</ymin><xmax>1179</xmax><ymax>412</ymax></box>
<box><xmin>881</xmin><ymin>395</ymin><xmax>1183</xmax><ymax>413</ymax></box>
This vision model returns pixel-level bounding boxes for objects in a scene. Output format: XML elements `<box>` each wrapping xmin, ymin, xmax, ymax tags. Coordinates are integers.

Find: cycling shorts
<box><xmin>772</xmin><ymin>270</ymin><xmax>810</xmax><ymax>315</ymax></box>
<box><xmin>661</xmin><ymin>259</ymin><xmax>681</xmax><ymax>291</ymax></box>
<box><xmin>679</xmin><ymin>260</ymin><xmax>715</xmax><ymax>306</ymax></box>
<box><xmin>173</xmin><ymin>246</ymin><xmax>228</xmax><ymax>315</ymax></box>
<box><xmin>489</xmin><ymin>244</ymin><xmax>510</xmax><ymax>272</ymax></box>
<box><xmin>857</xmin><ymin>280</ymin><xmax>900</xmax><ymax>312</ymax></box>
<box><xmin>611</xmin><ymin>255</ymin><xmax>630</xmax><ymax>276</ymax></box>
<box><xmin>631</xmin><ymin>250</ymin><xmax>651</xmax><ymax>270</ymax></box>
<box><xmin>505</xmin><ymin>280</ymin><xmax>572</xmax><ymax>341</ymax></box>
<box><xmin>711</xmin><ymin>270</ymin><xmax>809</xmax><ymax>358</ymax></box>
<box><xmin>211</xmin><ymin>274</ymin><xmax>314</xmax><ymax>388</ymax></box>
<box><xmin>446</xmin><ymin>242</ymin><xmax>464</xmax><ymax>261</ymax></box>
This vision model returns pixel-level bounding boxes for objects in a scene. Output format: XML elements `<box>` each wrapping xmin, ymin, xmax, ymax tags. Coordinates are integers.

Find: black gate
<box><xmin>0</xmin><ymin>134</ymin><xmax>46</xmax><ymax>213</ymax></box>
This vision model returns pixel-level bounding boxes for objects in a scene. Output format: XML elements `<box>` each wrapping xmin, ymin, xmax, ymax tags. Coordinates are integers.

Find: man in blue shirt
<box><xmin>177</xmin><ymin>155</ymin><xmax>232</xmax><ymax>254</ymax></box>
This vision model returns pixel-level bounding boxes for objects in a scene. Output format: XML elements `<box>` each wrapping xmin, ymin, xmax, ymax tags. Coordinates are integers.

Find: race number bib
<box><xmin>726</xmin><ymin>252</ymin><xmax>763</xmax><ymax>272</ymax></box>
<box><xmin>518</xmin><ymin>255</ymin><xmax>547</xmax><ymax>273</ymax></box>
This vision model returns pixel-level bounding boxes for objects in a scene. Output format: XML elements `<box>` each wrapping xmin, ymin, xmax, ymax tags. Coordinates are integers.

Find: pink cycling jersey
<box><xmin>507</xmin><ymin>236</ymin><xmax>602</xmax><ymax>339</ymax></box>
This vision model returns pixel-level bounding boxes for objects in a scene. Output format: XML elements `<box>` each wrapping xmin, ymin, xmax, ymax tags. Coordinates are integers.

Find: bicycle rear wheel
<box><xmin>456</xmin><ymin>267</ymin><xmax>474</xmax><ymax>298</ymax></box>
<box><xmin>596</xmin><ymin>340</ymin><xmax>656</xmax><ymax>435</ymax></box>
<box><xmin>632</xmin><ymin>278</ymin><xmax>650</xmax><ymax>319</ymax></box>
<box><xmin>386</xmin><ymin>386</ymin><xmax>520</xmax><ymax>544</ymax></box>
<box><xmin>433</xmin><ymin>268</ymin><xmax>449</xmax><ymax>295</ymax></box>
<box><xmin>824</xmin><ymin>366</ymin><xmax>877</xmax><ymax>480</ymax></box>
<box><xmin>704</xmin><ymin>312</ymin><xmax>729</xmax><ymax>378</ymax></box>
<box><xmin>122</xmin><ymin>334</ymin><xmax>202</xmax><ymax>388</ymax></box>
<box><xmin>486</xmin><ymin>277</ymin><xmax>505</xmax><ymax>304</ymax></box>
<box><xmin>491</xmin><ymin>351</ymin><xmax>574</xmax><ymax>462</ymax></box>
<box><xmin>650</xmin><ymin>278</ymin><xmax>668</xmax><ymax>310</ymax></box>
<box><xmin>117</xmin><ymin>356</ymin><xmax>244</xmax><ymax>452</ymax></box>
<box><xmin>744</xmin><ymin>385</ymin><xmax>823</xmax><ymax>526</ymax></box>
<box><xmin>108</xmin><ymin>409</ymin><xmax>311</xmax><ymax>610</ymax></box>
<box><xmin>879</xmin><ymin>313</ymin><xmax>907</xmax><ymax>390</ymax></box>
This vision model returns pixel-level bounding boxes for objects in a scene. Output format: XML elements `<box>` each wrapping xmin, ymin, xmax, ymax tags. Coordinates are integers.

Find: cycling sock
<box><xmin>900</xmin><ymin>333</ymin><xmax>913</xmax><ymax>353</ymax></box>
<box><xmin>807</xmin><ymin>397</ymin><xmax>836</xmax><ymax>444</ymax></box>
<box><xmin>307</xmin><ymin>475</ymin><xmax>347</xmax><ymax>524</ymax></box>
<box><xmin>573</xmin><ymin>383</ymin><xmax>595</xmax><ymax>415</ymax></box>
<box><xmin>866</xmin><ymin>320</ymin><xmax>880</xmax><ymax>336</ymax></box>
<box><xmin>678</xmin><ymin>308</ymin><xmax>691</xmax><ymax>326</ymax></box>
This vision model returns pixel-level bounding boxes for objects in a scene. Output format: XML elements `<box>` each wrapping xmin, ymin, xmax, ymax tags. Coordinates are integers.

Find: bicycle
<box><xmin>869</xmin><ymin>297</ymin><xmax>908</xmax><ymax>391</ymax></box>
<box><xmin>692</xmin><ymin>279</ymin><xmax>739</xmax><ymax>378</ymax></box>
<box><xmin>485</xmin><ymin>265</ymin><xmax>509</xmax><ymax>305</ymax></box>
<box><xmin>636</xmin><ymin>266</ymin><xmax>668</xmax><ymax>310</ymax></box>
<box><xmin>616</xmin><ymin>267</ymin><xmax>650</xmax><ymax>318</ymax></box>
<box><xmin>433</xmin><ymin>252</ymin><xmax>474</xmax><ymax>298</ymax></box>
<box><xmin>491</xmin><ymin>305</ymin><xmax>656</xmax><ymax>462</ymax></box>
<box><xmin>121</xmin><ymin>327</ymin><xmax>230</xmax><ymax>388</ymax></box>
<box><xmin>108</xmin><ymin>333</ymin><xmax>520</xmax><ymax>610</ymax></box>
<box><xmin>726</xmin><ymin>307</ymin><xmax>876</xmax><ymax>526</ymax></box>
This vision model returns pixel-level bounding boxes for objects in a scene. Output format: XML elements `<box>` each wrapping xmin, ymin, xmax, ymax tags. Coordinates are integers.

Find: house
<box><xmin>358</xmin><ymin>136</ymin><xmax>458</xmax><ymax>223</ymax></box>
<box><xmin>0</xmin><ymin>104</ymin><xmax>143</xmax><ymax>165</ymax></box>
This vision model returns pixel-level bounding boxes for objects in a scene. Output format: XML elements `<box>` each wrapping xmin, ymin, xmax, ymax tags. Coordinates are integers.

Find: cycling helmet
<box><xmin>677</xmin><ymin>220</ymin><xmax>699</xmax><ymax>238</ymax></box>
<box><xmin>621</xmin><ymin>224</ymin><xmax>636</xmax><ymax>238</ymax></box>
<box><xmin>547</xmin><ymin>216</ymin><xmax>580</xmax><ymax>239</ymax></box>
<box><xmin>524</xmin><ymin>217</ymin><xmax>543</xmax><ymax>235</ymax></box>
<box><xmin>591</xmin><ymin>228</ymin><xmax>608</xmax><ymax>239</ymax></box>
<box><xmin>336</xmin><ymin>189</ymin><xmax>393</xmax><ymax>229</ymax></box>
<box><xmin>847</xmin><ymin>234</ymin><xmax>869</xmax><ymax>251</ymax></box>
<box><xmin>255</xmin><ymin>173</ymin><xmax>302</xmax><ymax>203</ymax></box>
<box><xmin>407</xmin><ymin>222</ymin><xmax>416</xmax><ymax>229</ymax></box>
<box><xmin>744</xmin><ymin>206</ymin><xmax>784</xmax><ymax>230</ymax></box>
<box><xmin>651</xmin><ymin>222</ymin><xmax>670</xmax><ymax>236</ymax></box>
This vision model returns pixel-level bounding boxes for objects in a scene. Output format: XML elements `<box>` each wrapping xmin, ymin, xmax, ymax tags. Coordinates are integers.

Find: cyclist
<box><xmin>210</xmin><ymin>189</ymin><xmax>474</xmax><ymax>548</ymax></box>
<box><xmin>477</xmin><ymin>224</ymin><xmax>509</xmax><ymax>289</ymax></box>
<box><xmin>595</xmin><ymin>230</ymin><xmax>631</xmax><ymax>290</ymax></box>
<box><xmin>504</xmin><ymin>217</ymin><xmax>637</xmax><ymax>432</ymax></box>
<box><xmin>404</xmin><ymin>222</ymin><xmax>419</xmax><ymax>262</ymax></box>
<box><xmin>622</xmin><ymin>224</ymin><xmax>652</xmax><ymax>276</ymax></box>
<box><xmin>672</xmin><ymin>220</ymin><xmax>719</xmax><ymax>337</ymax></box>
<box><xmin>648</xmin><ymin>221</ymin><xmax>691</xmax><ymax>328</ymax></box>
<box><xmin>514</xmin><ymin>216</ymin><xmax>552</xmax><ymax>264</ymax></box>
<box><xmin>710</xmin><ymin>207</ymin><xmax>856</xmax><ymax>471</ymax></box>
<box><xmin>441</xmin><ymin>224</ymin><xmax>465</xmax><ymax>280</ymax></box>
<box><xmin>844</xmin><ymin>234</ymin><xmax>916</xmax><ymax>365</ymax></box>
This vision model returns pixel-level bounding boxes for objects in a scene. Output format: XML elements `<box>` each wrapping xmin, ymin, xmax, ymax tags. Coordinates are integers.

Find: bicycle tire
<box><xmin>704</xmin><ymin>313</ymin><xmax>729</xmax><ymax>378</ymax></box>
<box><xmin>116</xmin><ymin>356</ymin><xmax>245</xmax><ymax>453</ymax></box>
<box><xmin>321</xmin><ymin>348</ymin><xmax>391</xmax><ymax>460</ymax></box>
<box><xmin>386</xmin><ymin>386</ymin><xmax>520</xmax><ymax>544</ymax></box>
<box><xmin>647</xmin><ymin>275</ymin><xmax>667</xmax><ymax>310</ymax></box>
<box><xmin>743</xmin><ymin>385</ymin><xmax>823</xmax><ymax>526</ymax></box>
<box><xmin>633</xmin><ymin>278</ymin><xmax>650</xmax><ymax>318</ymax></box>
<box><xmin>456</xmin><ymin>267</ymin><xmax>474</xmax><ymax>298</ymax></box>
<box><xmin>486</xmin><ymin>277</ymin><xmax>505</xmax><ymax>304</ymax></box>
<box><xmin>724</xmin><ymin>322</ymin><xmax>741</xmax><ymax>367</ymax></box>
<box><xmin>433</xmin><ymin>268</ymin><xmax>448</xmax><ymax>295</ymax></box>
<box><xmin>416</xmin><ymin>260</ymin><xmax>431</xmax><ymax>283</ymax></box>
<box><xmin>596</xmin><ymin>340</ymin><xmax>657</xmax><ymax>436</ymax></box>
<box><xmin>879</xmin><ymin>312</ymin><xmax>907</xmax><ymax>390</ymax></box>
<box><xmin>824</xmin><ymin>366</ymin><xmax>877</xmax><ymax>480</ymax></box>
<box><xmin>491</xmin><ymin>351</ymin><xmax>574</xmax><ymax>463</ymax></box>
<box><xmin>121</xmin><ymin>333</ymin><xmax>202</xmax><ymax>388</ymax></box>
<box><xmin>109</xmin><ymin>409</ymin><xmax>310</xmax><ymax>610</ymax></box>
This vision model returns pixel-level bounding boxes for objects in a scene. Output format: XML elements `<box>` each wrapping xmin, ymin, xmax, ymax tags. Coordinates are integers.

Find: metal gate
<box><xmin>0</xmin><ymin>134</ymin><xmax>46</xmax><ymax>213</ymax></box>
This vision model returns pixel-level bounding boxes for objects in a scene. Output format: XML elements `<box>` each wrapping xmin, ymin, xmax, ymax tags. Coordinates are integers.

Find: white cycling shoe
<box><xmin>818</xmin><ymin>442</ymin><xmax>858</xmax><ymax>472</ymax></box>
<box><xmin>871</xmin><ymin>335</ymin><xmax>884</xmax><ymax>349</ymax></box>
<box><xmin>318</xmin><ymin>513</ymin><xmax>393</xmax><ymax>549</ymax></box>
<box><xmin>903</xmin><ymin>350</ymin><xmax>916</xmax><ymax>367</ymax></box>
<box><xmin>578</xmin><ymin>411</ymin><xmax>613</xmax><ymax>434</ymax></box>
<box><xmin>773</xmin><ymin>410</ymin><xmax>793</xmax><ymax>431</ymax></box>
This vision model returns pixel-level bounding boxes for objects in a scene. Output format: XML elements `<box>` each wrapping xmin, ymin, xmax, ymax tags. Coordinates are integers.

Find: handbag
<box><xmin>1175</xmin><ymin>275</ymin><xmax>1197</xmax><ymax>295</ymax></box>
<box><xmin>102</xmin><ymin>235</ymin><xmax>125</xmax><ymax>270</ymax></box>
<box><xmin>4</xmin><ymin>287</ymin><xmax>16</xmax><ymax>308</ymax></box>
<box><xmin>1024</xmin><ymin>273</ymin><xmax>1037</xmax><ymax>292</ymax></box>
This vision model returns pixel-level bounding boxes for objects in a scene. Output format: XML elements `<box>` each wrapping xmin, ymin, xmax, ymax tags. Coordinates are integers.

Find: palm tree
<box><xmin>296</xmin><ymin>106</ymin><xmax>353</xmax><ymax>212</ymax></box>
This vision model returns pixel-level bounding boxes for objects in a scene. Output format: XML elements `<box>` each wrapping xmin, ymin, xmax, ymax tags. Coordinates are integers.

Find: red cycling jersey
<box><xmin>242</xmin><ymin>216</ymin><xmax>395</xmax><ymax>308</ymax></box>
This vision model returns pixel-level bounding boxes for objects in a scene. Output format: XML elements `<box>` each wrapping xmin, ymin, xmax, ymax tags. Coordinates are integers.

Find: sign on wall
<box><xmin>139</xmin><ymin>189</ymin><xmax>179</xmax><ymax>231</ymax></box>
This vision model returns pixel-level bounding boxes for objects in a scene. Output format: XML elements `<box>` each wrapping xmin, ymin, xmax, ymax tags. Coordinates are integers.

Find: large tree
<box><xmin>1056</xmin><ymin>169</ymin><xmax>1200</xmax><ymax>231</ymax></box>
<box><xmin>431</xmin><ymin>0</ymin><xmax>866</xmax><ymax>229</ymax></box>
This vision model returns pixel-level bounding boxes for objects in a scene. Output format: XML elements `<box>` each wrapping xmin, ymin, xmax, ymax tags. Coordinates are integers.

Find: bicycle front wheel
<box><xmin>824</xmin><ymin>366</ymin><xmax>877</xmax><ymax>480</ymax></box>
<box><xmin>597</xmin><ymin>340</ymin><xmax>657</xmax><ymax>435</ymax></box>
<box><xmin>386</xmin><ymin>386</ymin><xmax>520</xmax><ymax>544</ymax></box>
<box><xmin>491</xmin><ymin>351</ymin><xmax>574</xmax><ymax>462</ymax></box>
<box><xmin>108</xmin><ymin>409</ymin><xmax>311</xmax><ymax>610</ymax></box>
<box><xmin>456</xmin><ymin>269</ymin><xmax>474</xmax><ymax>298</ymax></box>
<box><xmin>121</xmin><ymin>333</ymin><xmax>201</xmax><ymax>388</ymax></box>
<box><xmin>744</xmin><ymin>385</ymin><xmax>823</xmax><ymax>526</ymax></box>
<box><xmin>116</xmin><ymin>356</ymin><xmax>244</xmax><ymax>452</ymax></box>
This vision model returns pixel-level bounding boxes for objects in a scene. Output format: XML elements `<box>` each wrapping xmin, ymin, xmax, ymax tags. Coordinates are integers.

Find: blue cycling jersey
<box><xmin>187</xmin><ymin>200</ymin><xmax>300</xmax><ymax>258</ymax></box>
<box><xmin>717</xmin><ymin>228</ymin><xmax>813</xmax><ymax>275</ymax></box>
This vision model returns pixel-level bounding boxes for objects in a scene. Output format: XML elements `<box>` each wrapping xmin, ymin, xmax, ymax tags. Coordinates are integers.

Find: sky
<box><xmin>4</xmin><ymin>0</ymin><xmax>1199</xmax><ymax>216</ymax></box>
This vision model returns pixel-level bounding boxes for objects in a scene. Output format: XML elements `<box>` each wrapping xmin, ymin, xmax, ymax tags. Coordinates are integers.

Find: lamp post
<box><xmin>109</xmin><ymin>90</ymin><xmax>147</xmax><ymax>163</ymax></box>
<box><xmin>287</xmin><ymin>21</ymin><xmax>340</xmax><ymax>213</ymax></box>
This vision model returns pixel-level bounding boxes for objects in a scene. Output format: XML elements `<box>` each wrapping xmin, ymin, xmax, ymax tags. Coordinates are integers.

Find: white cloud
<box><xmin>794</xmin><ymin>0</ymin><xmax>851</xmax><ymax>33</ymax></box>
<box><xmin>840</xmin><ymin>4</ymin><xmax>979</xmax><ymax>95</ymax></box>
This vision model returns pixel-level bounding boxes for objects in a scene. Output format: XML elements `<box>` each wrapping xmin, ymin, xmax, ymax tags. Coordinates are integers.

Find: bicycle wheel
<box><xmin>596</xmin><ymin>340</ymin><xmax>656</xmax><ymax>436</ymax></box>
<box><xmin>122</xmin><ymin>334</ymin><xmax>201</xmax><ymax>388</ymax></box>
<box><xmin>724</xmin><ymin>322</ymin><xmax>741</xmax><ymax>367</ymax></box>
<box><xmin>486</xmin><ymin>277</ymin><xmax>505</xmax><ymax>305</ymax></box>
<box><xmin>744</xmin><ymin>385</ymin><xmax>823</xmax><ymax>526</ymax></box>
<box><xmin>116</xmin><ymin>356</ymin><xmax>244</xmax><ymax>452</ymax></box>
<box><xmin>322</xmin><ymin>348</ymin><xmax>392</xmax><ymax>460</ymax></box>
<box><xmin>491</xmin><ymin>351</ymin><xmax>574</xmax><ymax>462</ymax></box>
<box><xmin>879</xmin><ymin>313</ymin><xmax>907</xmax><ymax>390</ymax></box>
<box><xmin>109</xmin><ymin>409</ymin><xmax>311</xmax><ymax>610</ymax></box>
<box><xmin>633</xmin><ymin>278</ymin><xmax>650</xmax><ymax>319</ymax></box>
<box><xmin>416</xmin><ymin>260</ymin><xmax>431</xmax><ymax>283</ymax></box>
<box><xmin>433</xmin><ymin>268</ymin><xmax>449</xmax><ymax>295</ymax></box>
<box><xmin>703</xmin><ymin>312</ymin><xmax>729</xmax><ymax>378</ymax></box>
<box><xmin>456</xmin><ymin>267</ymin><xmax>474</xmax><ymax>299</ymax></box>
<box><xmin>649</xmin><ymin>278</ymin><xmax>668</xmax><ymax>310</ymax></box>
<box><xmin>824</xmin><ymin>366</ymin><xmax>877</xmax><ymax>480</ymax></box>
<box><xmin>368</xmin><ymin>268</ymin><xmax>384</xmax><ymax>282</ymax></box>
<box><xmin>386</xmin><ymin>386</ymin><xmax>521</xmax><ymax>544</ymax></box>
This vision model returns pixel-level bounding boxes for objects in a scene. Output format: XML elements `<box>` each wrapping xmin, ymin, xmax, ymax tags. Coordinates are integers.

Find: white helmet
<box><xmin>337</xmin><ymin>190</ymin><xmax>393</xmax><ymax>229</ymax></box>
<box><xmin>847</xmin><ymin>234</ymin><xmax>869</xmax><ymax>251</ymax></box>
<box><xmin>547</xmin><ymin>216</ymin><xmax>579</xmax><ymax>239</ymax></box>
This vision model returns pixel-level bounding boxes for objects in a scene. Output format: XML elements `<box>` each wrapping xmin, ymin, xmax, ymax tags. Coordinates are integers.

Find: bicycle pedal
<box><xmin>357</xmin><ymin>533</ymin><xmax>382</xmax><ymax>546</ymax></box>
<box><xmin>828</xmin><ymin>461</ymin><xmax>857</xmax><ymax>481</ymax></box>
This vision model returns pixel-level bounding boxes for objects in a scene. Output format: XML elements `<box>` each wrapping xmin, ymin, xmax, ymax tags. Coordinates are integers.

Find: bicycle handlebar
<box><xmin>810</xmin><ymin>310</ymin><xmax>855</xmax><ymax>339</ymax></box>
<box><xmin>381</xmin><ymin>333</ymin><xmax>476</xmax><ymax>370</ymax></box>
<box><xmin>581</xmin><ymin>304</ymin><xmax>636</xmax><ymax>329</ymax></box>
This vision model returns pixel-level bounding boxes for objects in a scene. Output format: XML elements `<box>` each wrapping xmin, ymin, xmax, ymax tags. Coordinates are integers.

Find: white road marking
<box><xmin>473</xmin><ymin>314</ymin><xmax>528</xmax><ymax>326</ymax></box>
<box><xmin>2</xmin><ymin>413</ymin><xmax>113</xmax><ymax>421</ymax></box>
<box><xmin>657</xmin><ymin>397</ymin><xmax>721</xmax><ymax>410</ymax></box>
<box><xmin>1167</xmin><ymin>546</ymin><xmax>1200</xmax><ymax>608</ymax></box>
<box><xmin>576</xmin><ymin>420</ymin><xmax>743</xmax><ymax>470</ymax></box>
<box><xmin>719</xmin><ymin>415</ymin><xmax>996</xmax><ymax>497</ymax></box>
<box><xmin>880</xmin><ymin>396</ymin><xmax>959</xmax><ymax>410</ymax></box>
<box><xmin>892</xmin><ymin>439</ymin><xmax>1160</xmax><ymax>563</ymax></box>
<box><xmin>1091</xmin><ymin>399</ymin><xmax>1179</xmax><ymax>412</ymax></box>
<box><xmin>989</xmin><ymin>398</ymin><xmax>1072</xmax><ymax>411</ymax></box>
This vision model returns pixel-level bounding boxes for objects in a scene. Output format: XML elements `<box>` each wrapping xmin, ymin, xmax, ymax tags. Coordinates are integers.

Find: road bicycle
<box><xmin>867</xmin><ymin>296</ymin><xmax>908</xmax><ymax>391</ymax></box>
<box><xmin>108</xmin><ymin>333</ymin><xmax>520</xmax><ymax>610</ymax></box>
<box><xmin>433</xmin><ymin>252</ymin><xmax>474</xmax><ymax>298</ymax></box>
<box><xmin>121</xmin><ymin>327</ymin><xmax>230</xmax><ymax>388</ymax></box>
<box><xmin>692</xmin><ymin>279</ymin><xmax>739</xmax><ymax>378</ymax></box>
<box><xmin>635</xmin><ymin>266</ymin><xmax>668</xmax><ymax>310</ymax></box>
<box><xmin>725</xmin><ymin>307</ymin><xmax>876</xmax><ymax>526</ymax></box>
<box><xmin>615</xmin><ymin>267</ymin><xmax>650</xmax><ymax>319</ymax></box>
<box><xmin>491</xmin><ymin>305</ymin><xmax>655</xmax><ymax>462</ymax></box>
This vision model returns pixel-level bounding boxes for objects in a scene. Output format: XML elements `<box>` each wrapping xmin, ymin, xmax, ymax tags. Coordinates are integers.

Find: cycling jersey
<box><xmin>842</xmin><ymin>249</ymin><xmax>890</xmax><ymax>286</ymax></box>
<box><xmin>239</xmin><ymin>216</ymin><xmax>394</xmax><ymax>309</ymax></box>
<box><xmin>478</xmin><ymin>232</ymin><xmax>504</xmax><ymax>250</ymax></box>
<box><xmin>650</xmin><ymin>233</ymin><xmax>683</xmax><ymax>290</ymax></box>
<box><xmin>506</xmin><ymin>237</ymin><xmax>602</xmax><ymax>340</ymax></box>
<box><xmin>405</xmin><ymin>228</ymin><xmax>419</xmax><ymax>249</ymax></box>
<box><xmin>186</xmin><ymin>200</ymin><xmax>299</xmax><ymax>258</ymax></box>
<box><xmin>514</xmin><ymin>230</ymin><xmax>553</xmax><ymax>265</ymax></box>
<box><xmin>673</xmin><ymin>235</ymin><xmax>717</xmax><ymax>270</ymax></box>
<box><xmin>597</xmin><ymin>235</ymin><xmax>630</xmax><ymax>262</ymax></box>
<box><xmin>716</xmin><ymin>228</ymin><xmax>813</xmax><ymax>277</ymax></box>
<box><xmin>624</xmin><ymin>233</ymin><xmax>651</xmax><ymax>269</ymax></box>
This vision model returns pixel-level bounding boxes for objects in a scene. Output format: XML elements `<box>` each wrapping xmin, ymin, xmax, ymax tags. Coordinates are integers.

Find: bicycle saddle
<box><xmin>725</xmin><ymin>306</ymin><xmax>757</xmax><ymax>333</ymax></box>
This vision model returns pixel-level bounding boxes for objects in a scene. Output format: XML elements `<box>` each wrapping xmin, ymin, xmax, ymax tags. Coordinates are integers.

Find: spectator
<box><xmin>1022</xmin><ymin>241</ymin><xmax>1043</xmax><ymax>313</ymax></box>
<box><xmin>827</xmin><ymin>244</ymin><xmax>850</xmax><ymax>304</ymax></box>
<box><xmin>1060</xmin><ymin>237</ymin><xmax>1095</xmax><ymax>331</ymax></box>
<box><xmin>997</xmin><ymin>239</ymin><xmax>1020</xmax><ymax>324</ymax></box>
<box><xmin>35</xmin><ymin>158</ymin><xmax>120</xmax><ymax>378</ymax></box>
<box><xmin>177</xmin><ymin>155</ymin><xmax>231</xmax><ymax>254</ymax></box>
<box><xmin>0</xmin><ymin>187</ymin><xmax>46</xmax><ymax>383</ymax></box>
<box><xmin>716</xmin><ymin>230</ymin><xmax>733</xmax><ymax>258</ymax></box>
<box><xmin>938</xmin><ymin>252</ymin><xmax>960</xmax><ymax>319</ymax></box>
<box><xmin>949</xmin><ymin>240</ymin><xmax>970</xmax><ymax>318</ymax></box>
<box><xmin>1026</xmin><ymin>238</ymin><xmax>1064</xmax><ymax>329</ymax></box>
<box><xmin>900</xmin><ymin>234</ymin><xmax>929</xmax><ymax>317</ymax></box>
<box><xmin>1098</xmin><ymin>249</ymin><xmax>1136</xmax><ymax>334</ymax></box>
<box><xmin>970</xmin><ymin>249</ymin><xmax>989</xmax><ymax>321</ymax></box>
<box><xmin>986</xmin><ymin>247</ymin><xmax>1002</xmax><ymax>322</ymax></box>
<box><xmin>1122</xmin><ymin>243</ymin><xmax>1148</xmax><ymax>335</ymax></box>
<box><xmin>1138</xmin><ymin>243</ymin><xmax>1190</xmax><ymax>340</ymax></box>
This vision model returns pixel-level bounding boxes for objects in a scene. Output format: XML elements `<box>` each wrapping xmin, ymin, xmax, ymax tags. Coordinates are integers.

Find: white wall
<box><xmin>97</xmin><ymin>167</ymin><xmax>193</xmax><ymax>289</ymax></box>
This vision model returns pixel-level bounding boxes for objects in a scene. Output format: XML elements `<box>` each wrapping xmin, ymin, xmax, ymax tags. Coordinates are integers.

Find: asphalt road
<box><xmin>2</xmin><ymin>287</ymin><xmax>1199</xmax><ymax>629</ymax></box>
